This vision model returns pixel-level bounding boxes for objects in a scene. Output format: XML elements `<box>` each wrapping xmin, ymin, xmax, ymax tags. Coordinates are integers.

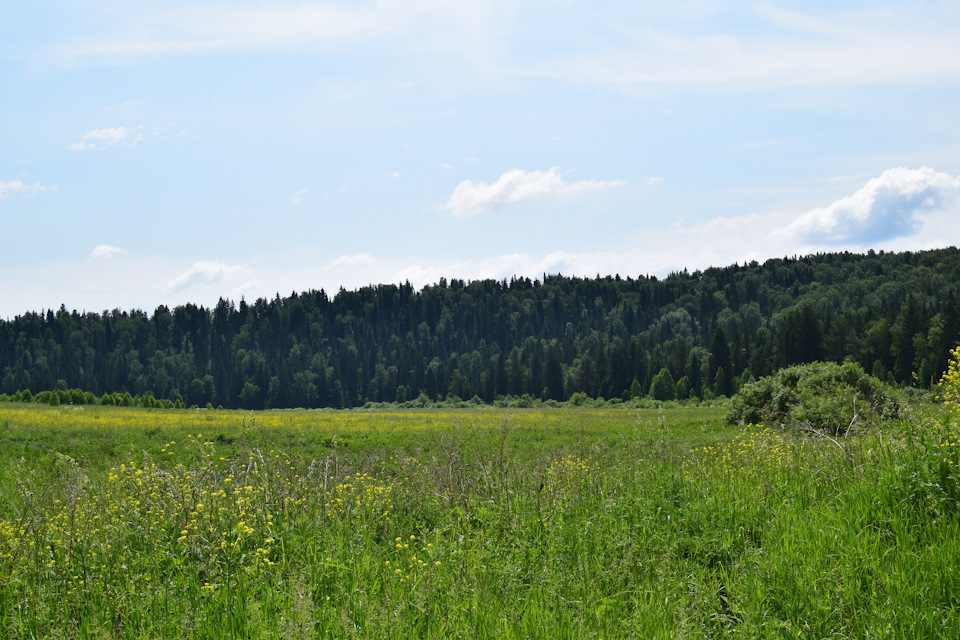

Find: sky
<box><xmin>3</xmin><ymin>1</ymin><xmax>960</xmax><ymax>318</ymax></box>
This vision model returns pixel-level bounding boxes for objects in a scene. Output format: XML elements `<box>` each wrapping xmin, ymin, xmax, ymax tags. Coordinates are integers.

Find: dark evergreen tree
<box><xmin>543</xmin><ymin>343</ymin><xmax>565</xmax><ymax>401</ymax></box>
<box><xmin>709</xmin><ymin>327</ymin><xmax>733</xmax><ymax>397</ymax></box>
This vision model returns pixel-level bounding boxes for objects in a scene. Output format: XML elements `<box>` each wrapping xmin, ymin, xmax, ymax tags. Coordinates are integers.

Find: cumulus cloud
<box><xmin>89</xmin><ymin>245</ymin><xmax>127</xmax><ymax>260</ymax></box>
<box><xmin>70</xmin><ymin>125</ymin><xmax>144</xmax><ymax>151</ymax></box>
<box><xmin>0</xmin><ymin>179</ymin><xmax>57</xmax><ymax>199</ymax></box>
<box><xmin>87</xmin><ymin>126</ymin><xmax>131</xmax><ymax>145</ymax></box>
<box><xmin>399</xmin><ymin>168</ymin><xmax>960</xmax><ymax>290</ymax></box>
<box><xmin>161</xmin><ymin>260</ymin><xmax>244</xmax><ymax>294</ymax></box>
<box><xmin>445</xmin><ymin>167</ymin><xmax>624</xmax><ymax>218</ymax></box>
<box><xmin>783</xmin><ymin>167</ymin><xmax>960</xmax><ymax>244</ymax></box>
<box><xmin>645</xmin><ymin>167</ymin><xmax>960</xmax><ymax>269</ymax></box>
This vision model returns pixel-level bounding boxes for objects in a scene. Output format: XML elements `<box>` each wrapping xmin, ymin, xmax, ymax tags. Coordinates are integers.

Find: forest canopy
<box><xmin>2</xmin><ymin>247</ymin><xmax>959</xmax><ymax>410</ymax></box>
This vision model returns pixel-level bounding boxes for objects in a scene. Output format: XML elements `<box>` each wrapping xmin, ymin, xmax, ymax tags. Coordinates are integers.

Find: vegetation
<box><xmin>726</xmin><ymin>361</ymin><xmax>905</xmax><ymax>436</ymax></box>
<box><xmin>2</xmin><ymin>247</ymin><xmax>960</xmax><ymax>409</ymax></box>
<box><xmin>2</xmin><ymin>248</ymin><xmax>959</xmax><ymax>635</ymax></box>
<box><xmin>0</xmin><ymin>388</ymin><xmax>959</xmax><ymax>637</ymax></box>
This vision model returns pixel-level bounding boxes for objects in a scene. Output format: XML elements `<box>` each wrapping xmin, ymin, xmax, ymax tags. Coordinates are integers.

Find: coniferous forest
<box><xmin>2</xmin><ymin>247</ymin><xmax>959</xmax><ymax>409</ymax></box>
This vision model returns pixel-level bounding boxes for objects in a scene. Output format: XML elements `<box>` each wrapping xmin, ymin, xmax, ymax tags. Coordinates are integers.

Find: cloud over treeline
<box><xmin>785</xmin><ymin>167</ymin><xmax>960</xmax><ymax>244</ymax></box>
<box><xmin>161</xmin><ymin>260</ymin><xmax>245</xmax><ymax>294</ymax></box>
<box><xmin>445</xmin><ymin>167</ymin><xmax>623</xmax><ymax>217</ymax></box>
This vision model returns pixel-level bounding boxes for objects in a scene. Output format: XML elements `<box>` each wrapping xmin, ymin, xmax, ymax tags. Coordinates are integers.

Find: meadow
<box><xmin>0</xmin><ymin>402</ymin><xmax>958</xmax><ymax>638</ymax></box>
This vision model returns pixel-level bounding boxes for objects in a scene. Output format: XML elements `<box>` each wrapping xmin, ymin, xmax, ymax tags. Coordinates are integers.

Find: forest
<box><xmin>2</xmin><ymin>247</ymin><xmax>959</xmax><ymax>409</ymax></box>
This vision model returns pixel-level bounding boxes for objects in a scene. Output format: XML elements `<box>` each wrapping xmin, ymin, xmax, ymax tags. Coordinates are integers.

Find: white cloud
<box><xmin>291</xmin><ymin>188</ymin><xmax>308</xmax><ymax>205</ymax></box>
<box><xmin>84</xmin><ymin>126</ymin><xmax>130</xmax><ymax>145</ymax></box>
<box><xmin>90</xmin><ymin>245</ymin><xmax>127</xmax><ymax>260</ymax></box>
<box><xmin>0</xmin><ymin>179</ymin><xmax>57</xmax><ymax>199</ymax></box>
<box><xmin>40</xmin><ymin>2</ymin><xmax>960</xmax><ymax>97</ymax></box>
<box><xmin>520</xmin><ymin>6</ymin><xmax>960</xmax><ymax>91</ymax></box>
<box><xmin>638</xmin><ymin>167</ymin><xmax>960</xmax><ymax>268</ymax></box>
<box><xmin>67</xmin><ymin>5</ymin><xmax>393</xmax><ymax>58</ymax></box>
<box><xmin>0</xmin><ymin>255</ymin><xmax>267</xmax><ymax>317</ymax></box>
<box><xmin>324</xmin><ymin>253</ymin><xmax>376</xmax><ymax>272</ymax></box>
<box><xmin>71</xmin><ymin>125</ymin><xmax>144</xmax><ymax>151</ymax></box>
<box><xmin>782</xmin><ymin>167</ymin><xmax>960</xmax><ymax>244</ymax></box>
<box><xmin>403</xmin><ymin>168</ymin><xmax>960</xmax><ymax>288</ymax></box>
<box><xmin>647</xmin><ymin>176</ymin><xmax>665</xmax><ymax>186</ymax></box>
<box><xmin>445</xmin><ymin>167</ymin><xmax>624</xmax><ymax>218</ymax></box>
<box><xmin>54</xmin><ymin>1</ymin><xmax>512</xmax><ymax>67</ymax></box>
<box><xmin>160</xmin><ymin>260</ymin><xmax>245</xmax><ymax>294</ymax></box>
<box><xmin>7</xmin><ymin>162</ymin><xmax>960</xmax><ymax>318</ymax></box>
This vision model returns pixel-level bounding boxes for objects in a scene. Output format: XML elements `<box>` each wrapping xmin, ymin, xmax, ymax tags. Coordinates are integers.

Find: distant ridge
<box><xmin>2</xmin><ymin>247</ymin><xmax>958</xmax><ymax>409</ymax></box>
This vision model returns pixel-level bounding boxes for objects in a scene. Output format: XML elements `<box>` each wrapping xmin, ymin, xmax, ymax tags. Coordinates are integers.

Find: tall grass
<box><xmin>0</xmin><ymin>403</ymin><xmax>957</xmax><ymax>638</ymax></box>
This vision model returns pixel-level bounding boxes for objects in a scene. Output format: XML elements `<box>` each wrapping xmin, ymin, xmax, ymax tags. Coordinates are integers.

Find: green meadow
<box><xmin>0</xmin><ymin>403</ymin><xmax>958</xmax><ymax>638</ymax></box>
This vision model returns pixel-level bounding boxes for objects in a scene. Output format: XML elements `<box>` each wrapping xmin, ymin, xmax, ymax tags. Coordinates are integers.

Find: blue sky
<box><xmin>3</xmin><ymin>1</ymin><xmax>960</xmax><ymax>317</ymax></box>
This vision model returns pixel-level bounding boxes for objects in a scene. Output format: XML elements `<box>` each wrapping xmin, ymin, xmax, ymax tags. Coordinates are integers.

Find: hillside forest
<box><xmin>2</xmin><ymin>247</ymin><xmax>959</xmax><ymax>410</ymax></box>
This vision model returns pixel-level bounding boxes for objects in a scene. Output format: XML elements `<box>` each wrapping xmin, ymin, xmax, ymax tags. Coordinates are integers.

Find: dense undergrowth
<box><xmin>726</xmin><ymin>361</ymin><xmax>905</xmax><ymax>436</ymax></box>
<box><xmin>0</xmin><ymin>401</ymin><xmax>957</xmax><ymax>638</ymax></box>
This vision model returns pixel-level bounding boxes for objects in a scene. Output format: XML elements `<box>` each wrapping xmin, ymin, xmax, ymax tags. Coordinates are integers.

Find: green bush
<box><xmin>727</xmin><ymin>361</ymin><xmax>903</xmax><ymax>436</ymax></box>
<box><xmin>898</xmin><ymin>346</ymin><xmax>960</xmax><ymax>519</ymax></box>
<box><xmin>649</xmin><ymin>367</ymin><xmax>676</xmax><ymax>401</ymax></box>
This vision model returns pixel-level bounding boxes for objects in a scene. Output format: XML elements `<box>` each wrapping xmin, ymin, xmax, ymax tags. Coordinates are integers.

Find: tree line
<box><xmin>2</xmin><ymin>247</ymin><xmax>959</xmax><ymax>409</ymax></box>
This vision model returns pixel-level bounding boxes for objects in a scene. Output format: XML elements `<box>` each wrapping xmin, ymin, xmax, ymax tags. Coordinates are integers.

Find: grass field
<box><xmin>0</xmin><ymin>402</ymin><xmax>958</xmax><ymax>638</ymax></box>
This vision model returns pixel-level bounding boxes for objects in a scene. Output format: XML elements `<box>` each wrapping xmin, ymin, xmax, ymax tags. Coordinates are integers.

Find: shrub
<box><xmin>726</xmin><ymin>361</ymin><xmax>903</xmax><ymax>436</ymax></box>
<box><xmin>937</xmin><ymin>346</ymin><xmax>960</xmax><ymax>419</ymax></box>
<box><xmin>413</xmin><ymin>391</ymin><xmax>431</xmax><ymax>408</ymax></box>
<box><xmin>899</xmin><ymin>347</ymin><xmax>960</xmax><ymax>519</ymax></box>
<box><xmin>510</xmin><ymin>394</ymin><xmax>537</xmax><ymax>408</ymax></box>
